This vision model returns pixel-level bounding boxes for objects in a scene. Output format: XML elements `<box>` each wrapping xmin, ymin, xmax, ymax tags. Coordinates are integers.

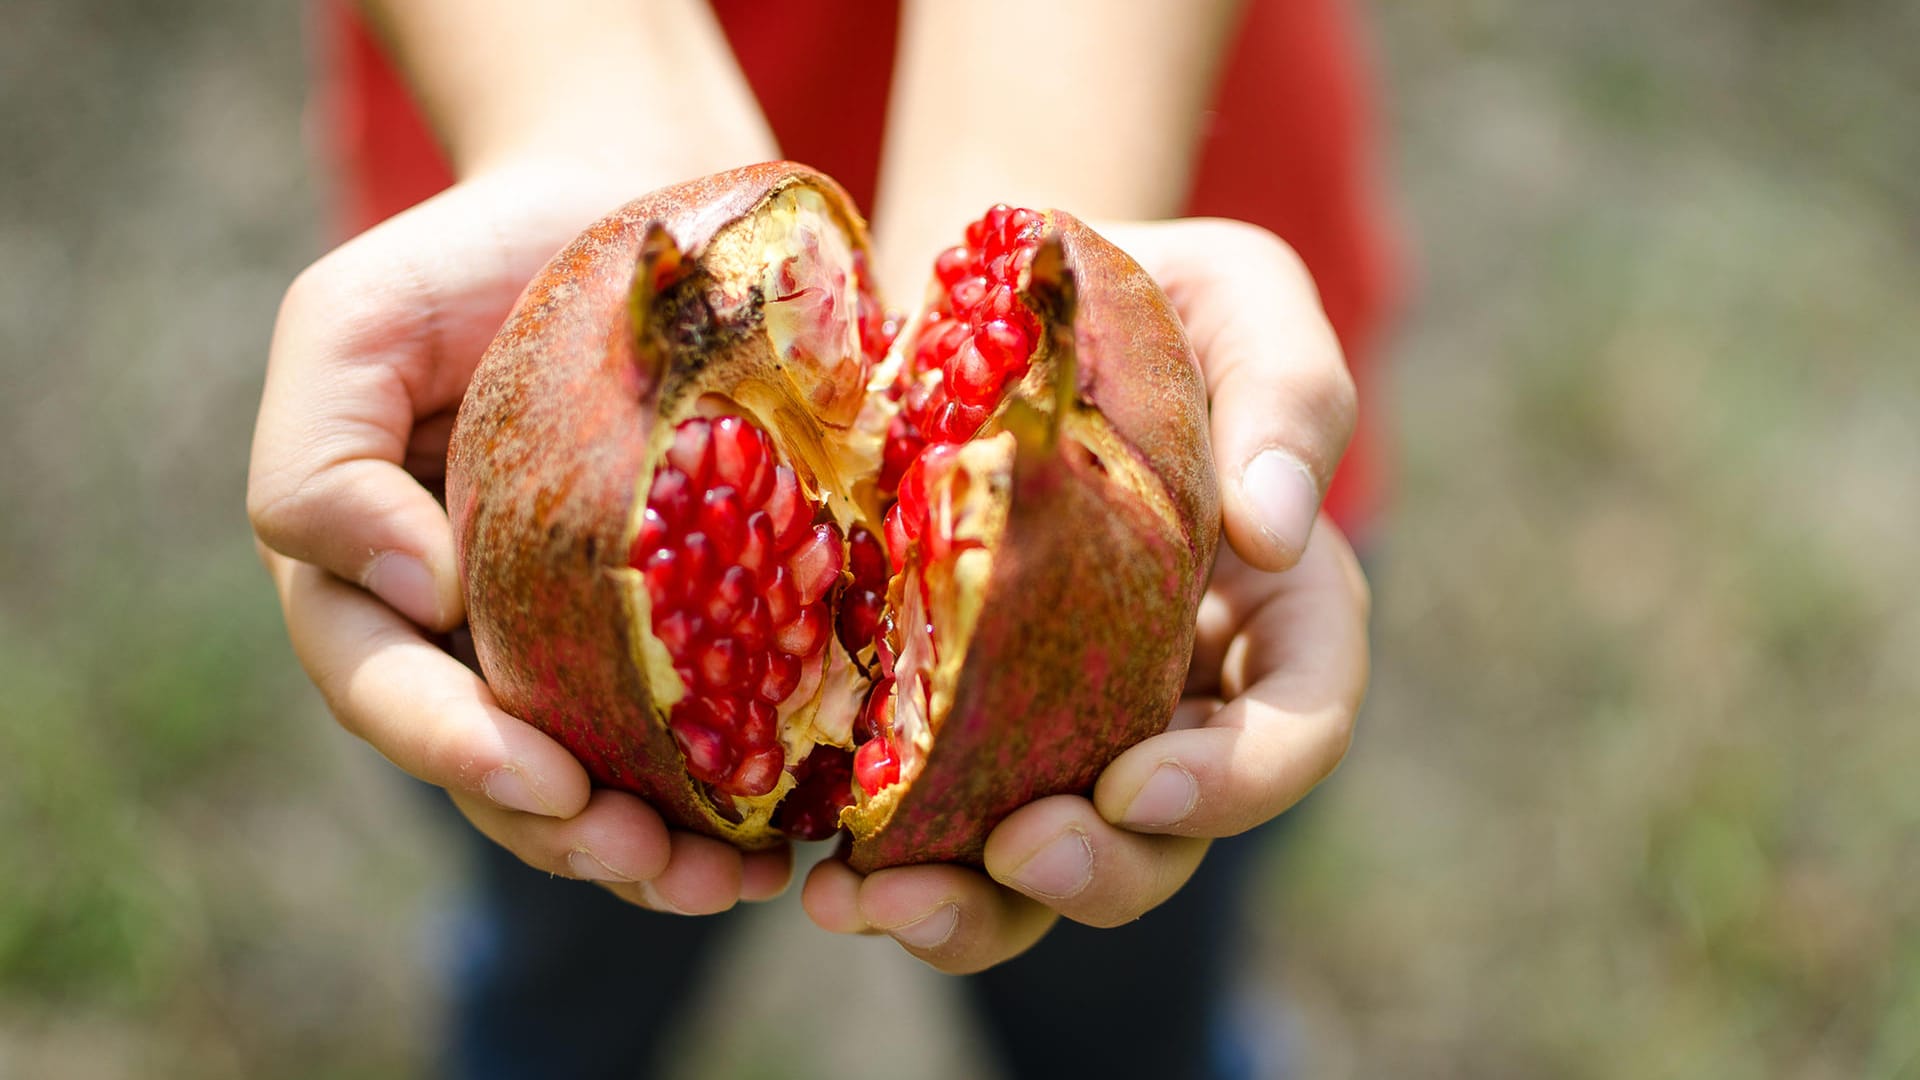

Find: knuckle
<box><xmin>1247</xmin><ymin>729</ymin><xmax>1312</xmax><ymax>825</ymax></box>
<box><xmin>415</xmin><ymin>696</ymin><xmax>493</xmax><ymax>791</ymax></box>
<box><xmin>509</xmin><ymin>834</ymin><xmax>569</xmax><ymax>878</ymax></box>
<box><xmin>1269</xmin><ymin>715</ymin><xmax>1354</xmax><ymax>818</ymax></box>
<box><xmin>314</xmin><ymin>676</ymin><xmax>387</xmax><ymax>761</ymax></box>
<box><xmin>1074</xmin><ymin>905</ymin><xmax>1139</xmax><ymax>930</ymax></box>
<box><xmin>1219</xmin><ymin>221</ymin><xmax>1314</xmax><ymax>290</ymax></box>
<box><xmin>317</xmin><ymin>653</ymin><xmax>384</xmax><ymax>744</ymax></box>
<box><xmin>253</xmin><ymin>259</ymin><xmax>358</xmax><ymax>553</ymax></box>
<box><xmin>277</xmin><ymin>260</ymin><xmax>326</xmax><ymax>326</ymax></box>
<box><xmin>1349</xmin><ymin>552</ymin><xmax>1375</xmax><ymax>625</ymax></box>
<box><xmin>275</xmin><ymin>239</ymin><xmax>418</xmax><ymax>364</ymax></box>
<box><xmin>1317</xmin><ymin>715</ymin><xmax>1357</xmax><ymax>785</ymax></box>
<box><xmin>1312</xmin><ymin>362</ymin><xmax>1361</xmax><ymax>445</ymax></box>
<box><xmin>604</xmin><ymin>881</ymin><xmax>659</xmax><ymax>907</ymax></box>
<box><xmin>247</xmin><ymin>462</ymin><xmax>357</xmax><ymax>570</ymax></box>
<box><xmin>307</xmin><ymin>664</ymin><xmax>362</xmax><ymax>739</ymax></box>
<box><xmin>520</xmin><ymin>823</ymin><xmax>582</xmax><ymax>877</ymax></box>
<box><xmin>279</xmin><ymin>247</ymin><xmax>365</xmax><ymax>333</ymax></box>
<box><xmin>1275</xmin><ymin>349</ymin><xmax>1357</xmax><ymax>464</ymax></box>
<box><xmin>244</xmin><ymin>465</ymin><xmax>307</xmax><ymax>550</ymax></box>
<box><xmin>273</xmin><ymin>254</ymin><xmax>359</xmax><ymax>353</ymax></box>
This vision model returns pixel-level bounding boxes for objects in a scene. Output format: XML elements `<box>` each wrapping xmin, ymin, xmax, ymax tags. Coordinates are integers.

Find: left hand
<box><xmin>249</xmin><ymin>161</ymin><xmax>793</xmax><ymax>917</ymax></box>
<box><xmin>801</xmin><ymin>220</ymin><xmax>1372</xmax><ymax>972</ymax></box>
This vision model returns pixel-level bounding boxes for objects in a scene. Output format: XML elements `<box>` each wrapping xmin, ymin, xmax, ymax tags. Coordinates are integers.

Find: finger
<box><xmin>1110</xmin><ymin>219</ymin><xmax>1358</xmax><ymax>572</ymax></box>
<box><xmin>856</xmin><ymin>865</ymin><xmax>1057</xmax><ymax>975</ymax></box>
<box><xmin>247</xmin><ymin>174</ymin><xmax>589</xmax><ymax>629</ymax></box>
<box><xmin>1095</xmin><ymin>522</ymin><xmax>1370</xmax><ymax>836</ymax></box>
<box><xmin>1187</xmin><ymin>543</ymin><xmax>1322</xmax><ymax>695</ymax></box>
<box><xmin>455</xmin><ymin>788</ymin><xmax>763</xmax><ymax>916</ymax></box>
<box><xmin>451</xmin><ymin>787</ymin><xmax>671</xmax><ymax>884</ymax></box>
<box><xmin>270</xmin><ymin>551</ymin><xmax>590</xmax><ymax>818</ymax></box>
<box><xmin>801</xmin><ymin>854</ymin><xmax>884</xmax><ymax>935</ymax></box>
<box><xmin>740</xmin><ymin>845</ymin><xmax>796</xmax><ymax>903</ymax></box>
<box><xmin>599</xmin><ymin>831</ymin><xmax>752</xmax><ymax>915</ymax></box>
<box><xmin>983</xmin><ymin>796</ymin><xmax>1210</xmax><ymax>928</ymax></box>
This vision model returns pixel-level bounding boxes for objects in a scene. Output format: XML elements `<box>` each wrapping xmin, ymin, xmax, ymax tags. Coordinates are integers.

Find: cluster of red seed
<box><xmin>645</xmin><ymin>208</ymin><xmax>1043</xmax><ymax>828</ymax></box>
<box><xmin>772</xmin><ymin>207</ymin><xmax>1046</xmax><ymax>833</ymax></box>
<box><xmin>773</xmin><ymin>743</ymin><xmax>854</xmax><ymax>839</ymax></box>
<box><xmin>779</xmin><ymin>619</ymin><xmax>902</xmax><ymax>838</ymax></box>
<box><xmin>852</xmin><ymin>667</ymin><xmax>903</xmax><ymax>794</ymax></box>
<box><xmin>632</xmin><ymin>416</ymin><xmax>845</xmax><ymax>798</ymax></box>
<box><xmin>880</xmin><ymin>205</ymin><xmax>1045</xmax><ymax>495</ymax></box>
<box><xmin>766</xmin><ymin>524</ymin><xmax>895</xmax><ymax>838</ymax></box>
<box><xmin>846</xmin><ymin>206</ymin><xmax>1044</xmax><ymax>798</ymax></box>
<box><xmin>833</xmin><ymin>526</ymin><xmax>892</xmax><ymax>660</ymax></box>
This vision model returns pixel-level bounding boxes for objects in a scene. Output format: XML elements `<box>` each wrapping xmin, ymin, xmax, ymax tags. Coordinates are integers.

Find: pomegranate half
<box><xmin>448</xmin><ymin>162</ymin><xmax>1217</xmax><ymax>871</ymax></box>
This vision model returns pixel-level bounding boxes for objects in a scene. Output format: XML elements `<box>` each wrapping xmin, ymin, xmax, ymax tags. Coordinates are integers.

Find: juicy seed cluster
<box><xmin>651</xmin><ymin>207</ymin><xmax>1044</xmax><ymax>832</ymax></box>
<box><xmin>771</xmin><ymin>522</ymin><xmax>898</xmax><ymax>835</ymax></box>
<box><xmin>881</xmin><ymin>206</ymin><xmax>1044</xmax><ymax>491</ymax></box>
<box><xmin>774</xmin><ymin>747</ymin><xmax>854</xmax><ymax>840</ymax></box>
<box><xmin>878</xmin><ymin>204</ymin><xmax>1043</xmax><ymax>569</ymax></box>
<box><xmin>854</xmin><ymin>205</ymin><xmax>1042</xmax><ymax>799</ymax></box>
<box><xmin>633</xmin><ymin>415</ymin><xmax>844</xmax><ymax>798</ymax></box>
<box><xmin>834</xmin><ymin>524</ymin><xmax>892</xmax><ymax>656</ymax></box>
<box><xmin>853</xmin><ymin>674</ymin><xmax>901</xmax><ymax>795</ymax></box>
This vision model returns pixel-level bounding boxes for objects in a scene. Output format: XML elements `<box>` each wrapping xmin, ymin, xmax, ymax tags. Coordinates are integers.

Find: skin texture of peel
<box><xmin>447</xmin><ymin>162</ymin><xmax>1218</xmax><ymax>868</ymax></box>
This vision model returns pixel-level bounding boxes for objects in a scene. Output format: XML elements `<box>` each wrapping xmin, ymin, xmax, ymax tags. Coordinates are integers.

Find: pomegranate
<box><xmin>448</xmin><ymin>163</ymin><xmax>1216</xmax><ymax>871</ymax></box>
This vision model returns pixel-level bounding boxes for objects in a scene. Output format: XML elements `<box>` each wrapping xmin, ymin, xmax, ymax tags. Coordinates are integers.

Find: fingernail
<box><xmin>1009</xmin><ymin>829</ymin><xmax>1094</xmax><ymax>900</ymax></box>
<box><xmin>886</xmin><ymin>903</ymin><xmax>959</xmax><ymax>949</ymax></box>
<box><xmin>364</xmin><ymin>553</ymin><xmax>441</xmax><ymax>626</ymax></box>
<box><xmin>567</xmin><ymin>848</ymin><xmax>635</xmax><ymax>883</ymax></box>
<box><xmin>1121</xmin><ymin>762</ymin><xmax>1198</xmax><ymax>828</ymax></box>
<box><xmin>482</xmin><ymin>766</ymin><xmax>559</xmax><ymax>817</ymax></box>
<box><xmin>1244</xmin><ymin>450</ymin><xmax>1320</xmax><ymax>559</ymax></box>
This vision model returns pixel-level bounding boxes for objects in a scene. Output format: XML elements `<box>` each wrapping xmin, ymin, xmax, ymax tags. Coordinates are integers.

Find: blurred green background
<box><xmin>2</xmin><ymin>1</ymin><xmax>1916</xmax><ymax>1076</ymax></box>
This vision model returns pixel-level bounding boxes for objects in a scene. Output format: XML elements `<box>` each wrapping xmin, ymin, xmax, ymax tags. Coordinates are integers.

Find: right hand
<box><xmin>247</xmin><ymin>161</ymin><xmax>793</xmax><ymax>913</ymax></box>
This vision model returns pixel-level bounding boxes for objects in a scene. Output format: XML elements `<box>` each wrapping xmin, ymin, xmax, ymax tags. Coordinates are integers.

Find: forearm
<box><xmin>870</xmin><ymin>0</ymin><xmax>1242</xmax><ymax>298</ymax></box>
<box><xmin>358</xmin><ymin>0</ymin><xmax>777</xmax><ymax>187</ymax></box>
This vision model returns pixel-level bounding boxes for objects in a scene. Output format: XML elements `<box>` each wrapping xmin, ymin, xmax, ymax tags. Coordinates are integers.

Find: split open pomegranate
<box><xmin>448</xmin><ymin>163</ymin><xmax>1217</xmax><ymax>870</ymax></box>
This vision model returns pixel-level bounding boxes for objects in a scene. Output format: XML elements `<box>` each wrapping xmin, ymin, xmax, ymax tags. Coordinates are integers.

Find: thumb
<box><xmin>1121</xmin><ymin>220</ymin><xmax>1357</xmax><ymax>572</ymax></box>
<box><xmin>247</xmin><ymin>173</ymin><xmax>592</xmax><ymax>628</ymax></box>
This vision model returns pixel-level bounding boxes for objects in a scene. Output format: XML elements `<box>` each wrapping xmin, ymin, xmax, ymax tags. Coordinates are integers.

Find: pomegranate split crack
<box><xmin>448</xmin><ymin>163</ymin><xmax>1217</xmax><ymax>870</ymax></box>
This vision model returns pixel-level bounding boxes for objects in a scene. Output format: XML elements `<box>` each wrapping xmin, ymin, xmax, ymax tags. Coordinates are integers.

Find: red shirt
<box><xmin>314</xmin><ymin>0</ymin><xmax>1398</xmax><ymax>535</ymax></box>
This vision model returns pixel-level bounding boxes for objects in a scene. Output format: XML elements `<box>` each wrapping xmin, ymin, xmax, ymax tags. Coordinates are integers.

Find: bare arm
<box><xmin>869</xmin><ymin>0</ymin><xmax>1242</xmax><ymax>298</ymax></box>
<box><xmin>359</xmin><ymin>0</ymin><xmax>777</xmax><ymax>185</ymax></box>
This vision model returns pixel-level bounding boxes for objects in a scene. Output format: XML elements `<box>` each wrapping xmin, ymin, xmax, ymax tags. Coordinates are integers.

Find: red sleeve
<box><xmin>312</xmin><ymin>0</ymin><xmax>455</xmax><ymax>240</ymax></box>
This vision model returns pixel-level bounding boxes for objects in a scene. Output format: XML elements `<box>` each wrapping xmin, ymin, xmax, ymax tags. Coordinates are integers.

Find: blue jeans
<box><xmin>440</xmin><ymin>816</ymin><xmax>1292</xmax><ymax>1080</ymax></box>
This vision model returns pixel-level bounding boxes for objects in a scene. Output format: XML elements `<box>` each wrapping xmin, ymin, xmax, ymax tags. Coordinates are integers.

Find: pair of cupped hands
<box><xmin>247</xmin><ymin>158</ymin><xmax>1368</xmax><ymax>974</ymax></box>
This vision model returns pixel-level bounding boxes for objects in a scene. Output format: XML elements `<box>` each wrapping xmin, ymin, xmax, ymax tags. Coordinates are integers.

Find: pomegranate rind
<box><xmin>843</xmin><ymin>216</ymin><xmax>1217</xmax><ymax>870</ymax></box>
<box><xmin>450</xmin><ymin>170</ymin><xmax>1218</xmax><ymax>863</ymax></box>
<box><xmin>448</xmin><ymin>163</ymin><xmax>866</xmax><ymax>848</ymax></box>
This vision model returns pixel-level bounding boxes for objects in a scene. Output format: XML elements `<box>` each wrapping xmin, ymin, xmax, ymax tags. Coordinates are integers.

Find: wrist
<box><xmin>463</xmin><ymin>124</ymin><xmax>773</xmax><ymax>202</ymax></box>
<box><xmin>363</xmin><ymin>0</ymin><xmax>777</xmax><ymax>195</ymax></box>
<box><xmin>869</xmin><ymin>0</ymin><xmax>1240</xmax><ymax>298</ymax></box>
<box><xmin>452</xmin><ymin>61</ymin><xmax>777</xmax><ymax>191</ymax></box>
